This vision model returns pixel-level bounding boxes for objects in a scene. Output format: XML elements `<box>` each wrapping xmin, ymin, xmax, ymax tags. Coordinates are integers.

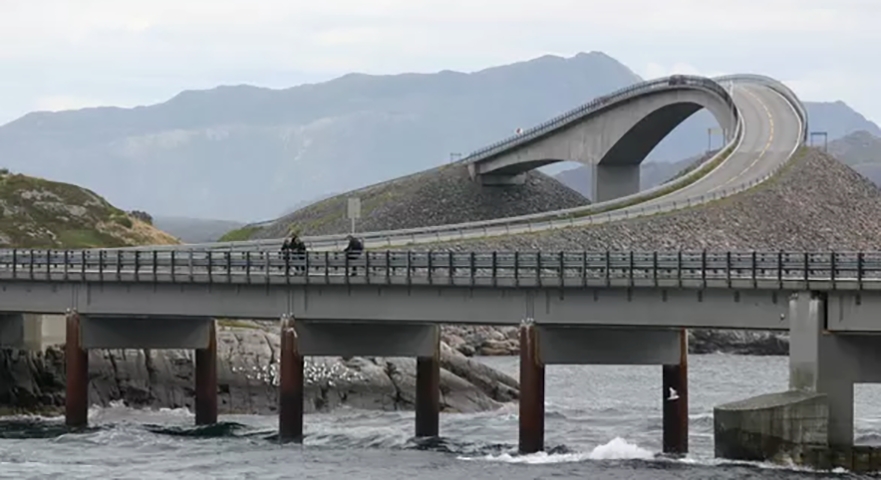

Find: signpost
<box><xmin>347</xmin><ymin>197</ymin><xmax>361</xmax><ymax>234</ymax></box>
<box><xmin>810</xmin><ymin>131</ymin><xmax>828</xmax><ymax>152</ymax></box>
<box><xmin>707</xmin><ymin>127</ymin><xmax>723</xmax><ymax>152</ymax></box>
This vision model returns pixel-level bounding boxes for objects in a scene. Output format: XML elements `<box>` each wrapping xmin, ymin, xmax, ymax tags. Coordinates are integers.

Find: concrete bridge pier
<box><xmin>518</xmin><ymin>320</ymin><xmax>545</xmax><ymax>454</ymax></box>
<box><xmin>65</xmin><ymin>311</ymin><xmax>88</xmax><ymax>428</ymax></box>
<box><xmin>517</xmin><ymin>324</ymin><xmax>687</xmax><ymax>455</ymax></box>
<box><xmin>714</xmin><ymin>291</ymin><xmax>881</xmax><ymax>465</ymax></box>
<box><xmin>278</xmin><ymin>314</ymin><xmax>304</xmax><ymax>442</ymax></box>
<box><xmin>592</xmin><ymin>164</ymin><xmax>640</xmax><ymax>202</ymax></box>
<box><xmin>277</xmin><ymin>320</ymin><xmax>442</xmax><ymax>442</ymax></box>
<box><xmin>415</xmin><ymin>336</ymin><xmax>441</xmax><ymax>438</ymax></box>
<box><xmin>662</xmin><ymin>329</ymin><xmax>689</xmax><ymax>455</ymax></box>
<box><xmin>195</xmin><ymin>323</ymin><xmax>218</xmax><ymax>425</ymax></box>
<box><xmin>63</xmin><ymin>313</ymin><xmax>218</xmax><ymax>428</ymax></box>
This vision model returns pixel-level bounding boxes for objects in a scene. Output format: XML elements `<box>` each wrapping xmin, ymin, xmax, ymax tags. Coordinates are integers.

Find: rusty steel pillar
<box><xmin>415</xmin><ymin>327</ymin><xmax>440</xmax><ymax>438</ymax></box>
<box><xmin>518</xmin><ymin>320</ymin><xmax>545</xmax><ymax>454</ymax></box>
<box><xmin>195</xmin><ymin>320</ymin><xmax>218</xmax><ymax>425</ymax></box>
<box><xmin>279</xmin><ymin>314</ymin><xmax>304</xmax><ymax>442</ymax></box>
<box><xmin>65</xmin><ymin>311</ymin><xmax>89</xmax><ymax>428</ymax></box>
<box><xmin>662</xmin><ymin>328</ymin><xmax>689</xmax><ymax>455</ymax></box>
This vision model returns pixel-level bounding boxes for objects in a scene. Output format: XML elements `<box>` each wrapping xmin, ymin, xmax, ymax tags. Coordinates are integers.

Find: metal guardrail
<box><xmin>106</xmin><ymin>74</ymin><xmax>805</xmax><ymax>254</ymax></box>
<box><xmin>0</xmin><ymin>249</ymin><xmax>878</xmax><ymax>290</ymax></box>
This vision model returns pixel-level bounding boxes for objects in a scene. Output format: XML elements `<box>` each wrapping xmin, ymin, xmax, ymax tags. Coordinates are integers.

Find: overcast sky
<box><xmin>1</xmin><ymin>0</ymin><xmax>879</xmax><ymax>126</ymax></box>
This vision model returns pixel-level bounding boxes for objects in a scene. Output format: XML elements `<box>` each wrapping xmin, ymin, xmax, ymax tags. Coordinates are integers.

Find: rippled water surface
<box><xmin>1</xmin><ymin>354</ymin><xmax>881</xmax><ymax>479</ymax></box>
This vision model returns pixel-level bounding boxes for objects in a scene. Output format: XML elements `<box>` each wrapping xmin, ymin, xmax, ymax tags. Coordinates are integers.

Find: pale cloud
<box><xmin>0</xmin><ymin>0</ymin><xmax>879</xmax><ymax>125</ymax></box>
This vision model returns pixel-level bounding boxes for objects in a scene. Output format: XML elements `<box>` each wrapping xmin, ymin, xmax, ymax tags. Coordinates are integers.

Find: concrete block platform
<box><xmin>714</xmin><ymin>390</ymin><xmax>828</xmax><ymax>462</ymax></box>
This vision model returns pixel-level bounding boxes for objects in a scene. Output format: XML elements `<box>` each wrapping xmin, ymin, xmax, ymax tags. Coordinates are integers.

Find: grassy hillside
<box><xmin>0</xmin><ymin>169</ymin><xmax>179</xmax><ymax>248</ymax></box>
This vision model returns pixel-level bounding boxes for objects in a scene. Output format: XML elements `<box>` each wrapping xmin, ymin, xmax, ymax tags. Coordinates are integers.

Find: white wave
<box><xmin>458</xmin><ymin>436</ymin><xmax>654</xmax><ymax>464</ymax></box>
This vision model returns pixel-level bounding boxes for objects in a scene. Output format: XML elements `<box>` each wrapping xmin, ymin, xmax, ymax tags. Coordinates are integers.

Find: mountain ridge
<box><xmin>1</xmin><ymin>52</ymin><xmax>877</xmax><ymax>222</ymax></box>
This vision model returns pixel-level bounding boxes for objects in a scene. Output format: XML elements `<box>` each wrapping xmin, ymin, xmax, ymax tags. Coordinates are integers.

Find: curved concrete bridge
<box><xmin>111</xmin><ymin>73</ymin><xmax>806</xmax><ymax>253</ymax></box>
<box><xmin>467</xmin><ymin>76</ymin><xmax>739</xmax><ymax>202</ymax></box>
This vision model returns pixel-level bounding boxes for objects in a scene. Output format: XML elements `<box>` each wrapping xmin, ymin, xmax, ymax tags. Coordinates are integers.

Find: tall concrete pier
<box><xmin>65</xmin><ymin>311</ymin><xmax>88</xmax><ymax>428</ymax></box>
<box><xmin>195</xmin><ymin>323</ymin><xmax>218</xmax><ymax>425</ymax></box>
<box><xmin>62</xmin><ymin>312</ymin><xmax>219</xmax><ymax>428</ymax></box>
<box><xmin>518</xmin><ymin>321</ymin><xmax>545</xmax><ymax>454</ymax></box>
<box><xmin>278</xmin><ymin>314</ymin><xmax>304</xmax><ymax>442</ymax></box>
<box><xmin>662</xmin><ymin>329</ymin><xmax>689</xmax><ymax>455</ymax></box>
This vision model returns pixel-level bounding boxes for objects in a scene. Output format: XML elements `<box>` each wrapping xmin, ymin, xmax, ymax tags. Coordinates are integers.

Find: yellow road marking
<box><xmin>707</xmin><ymin>87</ymin><xmax>775</xmax><ymax>193</ymax></box>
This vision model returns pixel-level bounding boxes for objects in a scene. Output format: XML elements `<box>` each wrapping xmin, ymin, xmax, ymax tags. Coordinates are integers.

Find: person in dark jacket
<box><xmin>343</xmin><ymin>235</ymin><xmax>363</xmax><ymax>276</ymax></box>
<box><xmin>281</xmin><ymin>231</ymin><xmax>307</xmax><ymax>274</ymax></box>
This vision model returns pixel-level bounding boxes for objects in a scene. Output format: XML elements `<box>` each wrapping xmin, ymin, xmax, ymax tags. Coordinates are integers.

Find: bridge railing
<box><xmin>0</xmin><ymin>249</ymin><xmax>879</xmax><ymax>288</ymax></box>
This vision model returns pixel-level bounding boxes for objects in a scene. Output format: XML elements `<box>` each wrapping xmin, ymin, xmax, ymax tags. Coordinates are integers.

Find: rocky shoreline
<box><xmin>0</xmin><ymin>324</ymin><xmax>518</xmax><ymax>416</ymax></box>
<box><xmin>443</xmin><ymin>325</ymin><xmax>789</xmax><ymax>357</ymax></box>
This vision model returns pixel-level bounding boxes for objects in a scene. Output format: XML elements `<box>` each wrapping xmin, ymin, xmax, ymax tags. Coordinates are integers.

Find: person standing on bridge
<box><xmin>343</xmin><ymin>234</ymin><xmax>364</xmax><ymax>276</ymax></box>
<box><xmin>281</xmin><ymin>229</ymin><xmax>307</xmax><ymax>274</ymax></box>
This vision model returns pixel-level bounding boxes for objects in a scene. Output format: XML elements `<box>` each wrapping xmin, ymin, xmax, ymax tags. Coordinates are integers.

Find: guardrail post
<box><xmin>115</xmin><ymin>250</ymin><xmax>121</xmax><ymax>281</ymax></box>
<box><xmin>28</xmin><ymin>249</ymin><xmax>34</xmax><ymax>280</ymax></box>
<box><xmin>134</xmin><ymin>250</ymin><xmax>140</xmax><ymax>282</ymax></box>
<box><xmin>170</xmin><ymin>250</ymin><xmax>176</xmax><ymax>283</ymax></box>
<box><xmin>518</xmin><ymin>319</ymin><xmax>544</xmax><ymax>454</ymax></box>
<box><xmin>11</xmin><ymin>249</ymin><xmax>16</xmax><ymax>279</ymax></box>
<box><xmin>803</xmin><ymin>252</ymin><xmax>809</xmax><ymax>286</ymax></box>
<box><xmin>65</xmin><ymin>310</ymin><xmax>88</xmax><ymax>428</ymax></box>
<box><xmin>279</xmin><ymin>314</ymin><xmax>303</xmax><ymax>443</ymax></box>
<box><xmin>857</xmin><ymin>252</ymin><xmax>863</xmax><ymax>290</ymax></box>
<box><xmin>829</xmin><ymin>251</ymin><xmax>835</xmax><ymax>288</ymax></box>
<box><xmin>604</xmin><ymin>250</ymin><xmax>610</xmax><ymax>287</ymax></box>
<box><xmin>63</xmin><ymin>250</ymin><xmax>69</xmax><ymax>282</ymax></box>
<box><xmin>195</xmin><ymin>320</ymin><xmax>218</xmax><ymax>425</ymax></box>
<box><xmin>98</xmin><ymin>250</ymin><xmax>106</xmax><ymax>282</ymax></box>
<box><xmin>700</xmin><ymin>250</ymin><xmax>707</xmax><ymax>289</ymax></box>
<box><xmin>777</xmin><ymin>251</ymin><xmax>783</xmax><ymax>290</ymax></box>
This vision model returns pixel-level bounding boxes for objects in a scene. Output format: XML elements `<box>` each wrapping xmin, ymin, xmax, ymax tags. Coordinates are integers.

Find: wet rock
<box><xmin>0</xmin><ymin>325</ymin><xmax>519</xmax><ymax>415</ymax></box>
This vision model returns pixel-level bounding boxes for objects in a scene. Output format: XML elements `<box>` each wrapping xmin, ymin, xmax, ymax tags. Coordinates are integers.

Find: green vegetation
<box><xmin>0</xmin><ymin>170</ymin><xmax>178</xmax><ymax>248</ymax></box>
<box><xmin>218</xmin><ymin>225</ymin><xmax>263</xmax><ymax>242</ymax></box>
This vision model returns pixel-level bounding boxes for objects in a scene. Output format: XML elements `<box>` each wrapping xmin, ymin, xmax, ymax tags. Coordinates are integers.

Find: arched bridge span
<box><xmin>466</xmin><ymin>75</ymin><xmax>739</xmax><ymax>202</ymax></box>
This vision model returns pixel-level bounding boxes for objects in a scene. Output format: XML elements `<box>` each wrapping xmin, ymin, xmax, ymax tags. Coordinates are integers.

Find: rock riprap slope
<box><xmin>414</xmin><ymin>148</ymin><xmax>881</xmax><ymax>355</ymax></box>
<box><xmin>244</xmin><ymin>163</ymin><xmax>589</xmax><ymax>238</ymax></box>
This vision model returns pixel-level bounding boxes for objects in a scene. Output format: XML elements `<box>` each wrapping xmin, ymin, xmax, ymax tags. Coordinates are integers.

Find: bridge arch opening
<box><xmin>473</xmin><ymin>85</ymin><xmax>736</xmax><ymax>203</ymax></box>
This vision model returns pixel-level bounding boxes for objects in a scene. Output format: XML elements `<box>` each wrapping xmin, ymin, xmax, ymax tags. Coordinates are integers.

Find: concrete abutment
<box><xmin>714</xmin><ymin>291</ymin><xmax>881</xmax><ymax>471</ymax></box>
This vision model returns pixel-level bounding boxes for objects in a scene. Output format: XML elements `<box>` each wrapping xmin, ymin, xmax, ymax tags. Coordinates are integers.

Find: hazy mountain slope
<box><xmin>827</xmin><ymin>130</ymin><xmax>881</xmax><ymax>185</ymax></box>
<box><xmin>152</xmin><ymin>216</ymin><xmax>245</xmax><ymax>243</ymax></box>
<box><xmin>0</xmin><ymin>52</ymin><xmax>877</xmax><ymax>223</ymax></box>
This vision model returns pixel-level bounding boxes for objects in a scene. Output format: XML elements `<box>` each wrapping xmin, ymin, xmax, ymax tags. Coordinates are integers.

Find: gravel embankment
<box><xmin>409</xmin><ymin>148</ymin><xmax>881</xmax><ymax>356</ymax></box>
<box><xmin>253</xmin><ymin>163</ymin><xmax>590</xmax><ymax>238</ymax></box>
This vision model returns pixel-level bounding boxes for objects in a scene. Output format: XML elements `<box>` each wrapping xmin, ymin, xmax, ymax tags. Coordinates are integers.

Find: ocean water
<box><xmin>0</xmin><ymin>354</ymin><xmax>879</xmax><ymax>479</ymax></box>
